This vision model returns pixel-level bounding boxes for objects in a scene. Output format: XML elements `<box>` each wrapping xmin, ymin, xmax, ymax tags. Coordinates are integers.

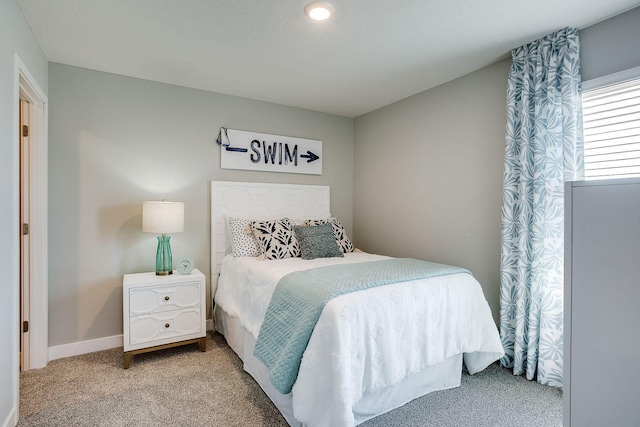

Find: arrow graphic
<box><xmin>300</xmin><ymin>151</ymin><xmax>319</xmax><ymax>163</ymax></box>
<box><xmin>225</xmin><ymin>146</ymin><xmax>248</xmax><ymax>153</ymax></box>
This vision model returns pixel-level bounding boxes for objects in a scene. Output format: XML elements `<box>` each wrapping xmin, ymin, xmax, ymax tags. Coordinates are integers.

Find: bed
<box><xmin>210</xmin><ymin>181</ymin><xmax>504</xmax><ymax>427</ymax></box>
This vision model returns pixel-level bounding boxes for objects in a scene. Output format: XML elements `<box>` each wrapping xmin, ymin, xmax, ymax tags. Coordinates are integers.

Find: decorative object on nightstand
<box><xmin>123</xmin><ymin>269</ymin><xmax>206</xmax><ymax>369</ymax></box>
<box><xmin>142</xmin><ymin>200</ymin><xmax>184</xmax><ymax>275</ymax></box>
<box><xmin>177</xmin><ymin>257</ymin><xmax>195</xmax><ymax>275</ymax></box>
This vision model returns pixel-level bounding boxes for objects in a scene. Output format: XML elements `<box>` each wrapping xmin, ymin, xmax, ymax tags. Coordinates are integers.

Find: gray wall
<box><xmin>353</xmin><ymin>60</ymin><xmax>511</xmax><ymax>323</ymax></box>
<box><xmin>0</xmin><ymin>0</ymin><xmax>48</xmax><ymax>424</ymax></box>
<box><xmin>34</xmin><ymin>0</ymin><xmax>640</xmax><ymax>364</ymax></box>
<box><xmin>352</xmin><ymin>5</ymin><xmax>640</xmax><ymax>327</ymax></box>
<box><xmin>581</xmin><ymin>6</ymin><xmax>640</xmax><ymax>81</ymax></box>
<box><xmin>48</xmin><ymin>63</ymin><xmax>353</xmax><ymax>347</ymax></box>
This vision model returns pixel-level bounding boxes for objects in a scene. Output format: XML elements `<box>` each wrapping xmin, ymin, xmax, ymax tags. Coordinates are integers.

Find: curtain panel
<box><xmin>499</xmin><ymin>27</ymin><xmax>584</xmax><ymax>387</ymax></box>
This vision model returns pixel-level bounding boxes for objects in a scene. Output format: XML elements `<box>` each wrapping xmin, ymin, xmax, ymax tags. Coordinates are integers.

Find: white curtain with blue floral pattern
<box><xmin>499</xmin><ymin>27</ymin><xmax>584</xmax><ymax>387</ymax></box>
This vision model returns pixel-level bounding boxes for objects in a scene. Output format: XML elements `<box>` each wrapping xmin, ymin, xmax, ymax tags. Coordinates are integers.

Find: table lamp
<box><xmin>142</xmin><ymin>200</ymin><xmax>184</xmax><ymax>275</ymax></box>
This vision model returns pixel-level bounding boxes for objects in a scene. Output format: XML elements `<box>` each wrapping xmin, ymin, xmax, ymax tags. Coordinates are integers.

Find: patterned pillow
<box><xmin>288</xmin><ymin>218</ymin><xmax>306</xmax><ymax>227</ymax></box>
<box><xmin>293</xmin><ymin>223</ymin><xmax>343</xmax><ymax>260</ymax></box>
<box><xmin>250</xmin><ymin>218</ymin><xmax>300</xmax><ymax>260</ymax></box>
<box><xmin>304</xmin><ymin>217</ymin><xmax>355</xmax><ymax>253</ymax></box>
<box><xmin>227</xmin><ymin>217</ymin><xmax>262</xmax><ymax>257</ymax></box>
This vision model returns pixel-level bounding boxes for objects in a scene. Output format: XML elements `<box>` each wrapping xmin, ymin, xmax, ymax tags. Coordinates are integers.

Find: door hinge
<box><xmin>22</xmin><ymin>125</ymin><xmax>29</xmax><ymax>137</ymax></box>
<box><xmin>22</xmin><ymin>223</ymin><xmax>29</xmax><ymax>236</ymax></box>
<box><xmin>23</xmin><ymin>321</ymin><xmax>29</xmax><ymax>333</ymax></box>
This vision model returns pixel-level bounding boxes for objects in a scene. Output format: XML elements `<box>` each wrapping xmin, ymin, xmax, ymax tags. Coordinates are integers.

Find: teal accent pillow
<box><xmin>293</xmin><ymin>223</ymin><xmax>344</xmax><ymax>260</ymax></box>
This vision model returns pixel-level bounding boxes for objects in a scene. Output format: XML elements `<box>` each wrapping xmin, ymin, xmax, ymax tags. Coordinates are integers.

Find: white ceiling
<box><xmin>17</xmin><ymin>0</ymin><xmax>639</xmax><ymax>118</ymax></box>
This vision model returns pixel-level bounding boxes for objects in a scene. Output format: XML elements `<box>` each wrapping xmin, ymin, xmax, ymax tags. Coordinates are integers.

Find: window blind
<box><xmin>582</xmin><ymin>77</ymin><xmax>640</xmax><ymax>180</ymax></box>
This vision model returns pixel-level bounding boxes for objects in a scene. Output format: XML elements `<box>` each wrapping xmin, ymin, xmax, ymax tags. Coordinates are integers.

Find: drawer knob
<box><xmin>165</xmin><ymin>323</ymin><xmax>170</xmax><ymax>328</ymax></box>
<box><xmin>164</xmin><ymin>296</ymin><xmax>170</xmax><ymax>301</ymax></box>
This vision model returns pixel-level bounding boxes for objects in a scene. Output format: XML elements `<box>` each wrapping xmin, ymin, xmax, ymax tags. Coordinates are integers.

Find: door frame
<box><xmin>12</xmin><ymin>53</ymin><xmax>48</xmax><ymax>378</ymax></box>
<box><xmin>20</xmin><ymin>98</ymin><xmax>31</xmax><ymax>372</ymax></box>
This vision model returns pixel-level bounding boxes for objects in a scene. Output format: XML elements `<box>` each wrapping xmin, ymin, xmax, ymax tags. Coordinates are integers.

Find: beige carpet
<box><xmin>18</xmin><ymin>332</ymin><xmax>562</xmax><ymax>426</ymax></box>
<box><xmin>19</xmin><ymin>333</ymin><xmax>287</xmax><ymax>426</ymax></box>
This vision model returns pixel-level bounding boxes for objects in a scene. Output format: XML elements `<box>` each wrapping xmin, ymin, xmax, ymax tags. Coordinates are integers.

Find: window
<box><xmin>582</xmin><ymin>75</ymin><xmax>640</xmax><ymax>180</ymax></box>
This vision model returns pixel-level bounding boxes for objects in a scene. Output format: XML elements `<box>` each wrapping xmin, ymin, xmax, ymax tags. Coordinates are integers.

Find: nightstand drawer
<box><xmin>129</xmin><ymin>281</ymin><xmax>200</xmax><ymax>316</ymax></box>
<box><xmin>128</xmin><ymin>308</ymin><xmax>202</xmax><ymax>347</ymax></box>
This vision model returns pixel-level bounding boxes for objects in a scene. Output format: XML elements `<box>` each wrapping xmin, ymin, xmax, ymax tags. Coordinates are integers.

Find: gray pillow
<box><xmin>304</xmin><ymin>217</ymin><xmax>355</xmax><ymax>253</ymax></box>
<box><xmin>293</xmin><ymin>223</ymin><xmax>344</xmax><ymax>260</ymax></box>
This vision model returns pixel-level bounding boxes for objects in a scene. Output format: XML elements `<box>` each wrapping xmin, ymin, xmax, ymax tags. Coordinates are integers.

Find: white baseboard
<box><xmin>1</xmin><ymin>406</ymin><xmax>17</xmax><ymax>427</ymax></box>
<box><xmin>48</xmin><ymin>319</ymin><xmax>215</xmax><ymax>361</ymax></box>
<box><xmin>48</xmin><ymin>334</ymin><xmax>124</xmax><ymax>361</ymax></box>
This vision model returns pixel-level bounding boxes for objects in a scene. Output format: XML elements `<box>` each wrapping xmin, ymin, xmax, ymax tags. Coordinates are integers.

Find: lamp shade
<box><xmin>142</xmin><ymin>201</ymin><xmax>184</xmax><ymax>234</ymax></box>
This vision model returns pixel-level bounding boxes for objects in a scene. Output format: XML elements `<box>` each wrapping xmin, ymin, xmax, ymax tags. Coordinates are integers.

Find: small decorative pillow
<box><xmin>227</xmin><ymin>217</ymin><xmax>262</xmax><ymax>257</ymax></box>
<box><xmin>293</xmin><ymin>223</ymin><xmax>344</xmax><ymax>260</ymax></box>
<box><xmin>288</xmin><ymin>218</ymin><xmax>306</xmax><ymax>227</ymax></box>
<box><xmin>305</xmin><ymin>217</ymin><xmax>355</xmax><ymax>253</ymax></box>
<box><xmin>288</xmin><ymin>218</ymin><xmax>331</xmax><ymax>255</ymax></box>
<box><xmin>250</xmin><ymin>218</ymin><xmax>300</xmax><ymax>260</ymax></box>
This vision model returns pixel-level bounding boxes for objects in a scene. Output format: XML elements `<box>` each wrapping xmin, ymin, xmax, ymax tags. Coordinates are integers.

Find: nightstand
<box><xmin>123</xmin><ymin>269</ymin><xmax>206</xmax><ymax>369</ymax></box>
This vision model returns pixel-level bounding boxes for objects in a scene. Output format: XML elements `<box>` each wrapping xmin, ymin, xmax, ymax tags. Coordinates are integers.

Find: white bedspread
<box><xmin>215</xmin><ymin>253</ymin><xmax>504</xmax><ymax>426</ymax></box>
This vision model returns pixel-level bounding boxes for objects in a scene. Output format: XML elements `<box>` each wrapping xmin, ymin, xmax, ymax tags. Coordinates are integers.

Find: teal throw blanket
<box><xmin>253</xmin><ymin>258</ymin><xmax>470</xmax><ymax>394</ymax></box>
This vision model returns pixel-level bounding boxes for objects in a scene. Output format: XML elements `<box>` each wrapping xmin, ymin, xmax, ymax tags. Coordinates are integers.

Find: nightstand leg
<box><xmin>124</xmin><ymin>352</ymin><xmax>132</xmax><ymax>369</ymax></box>
<box><xmin>200</xmin><ymin>337</ymin><xmax>206</xmax><ymax>352</ymax></box>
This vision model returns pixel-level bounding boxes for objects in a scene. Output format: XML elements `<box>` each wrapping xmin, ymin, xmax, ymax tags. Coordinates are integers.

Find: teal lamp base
<box><xmin>155</xmin><ymin>234</ymin><xmax>173</xmax><ymax>275</ymax></box>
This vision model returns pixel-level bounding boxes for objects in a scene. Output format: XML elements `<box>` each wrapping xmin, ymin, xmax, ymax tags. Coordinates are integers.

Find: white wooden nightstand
<box><xmin>123</xmin><ymin>269</ymin><xmax>206</xmax><ymax>369</ymax></box>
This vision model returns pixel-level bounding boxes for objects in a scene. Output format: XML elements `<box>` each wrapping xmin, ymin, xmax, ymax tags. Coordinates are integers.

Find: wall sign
<box><xmin>219</xmin><ymin>128</ymin><xmax>322</xmax><ymax>175</ymax></box>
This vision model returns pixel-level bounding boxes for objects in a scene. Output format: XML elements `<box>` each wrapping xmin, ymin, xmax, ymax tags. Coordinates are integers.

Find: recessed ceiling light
<box><xmin>304</xmin><ymin>1</ymin><xmax>335</xmax><ymax>21</ymax></box>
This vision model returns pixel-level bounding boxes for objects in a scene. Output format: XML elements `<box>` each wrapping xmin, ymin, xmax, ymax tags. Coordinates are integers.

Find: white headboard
<box><xmin>210</xmin><ymin>181</ymin><xmax>330</xmax><ymax>299</ymax></box>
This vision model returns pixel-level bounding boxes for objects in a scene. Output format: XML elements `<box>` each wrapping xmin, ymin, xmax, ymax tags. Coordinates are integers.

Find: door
<box><xmin>20</xmin><ymin>98</ymin><xmax>31</xmax><ymax>371</ymax></box>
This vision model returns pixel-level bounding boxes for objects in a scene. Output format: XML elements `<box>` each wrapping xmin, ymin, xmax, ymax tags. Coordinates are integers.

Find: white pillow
<box><xmin>226</xmin><ymin>217</ymin><xmax>261</xmax><ymax>257</ymax></box>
